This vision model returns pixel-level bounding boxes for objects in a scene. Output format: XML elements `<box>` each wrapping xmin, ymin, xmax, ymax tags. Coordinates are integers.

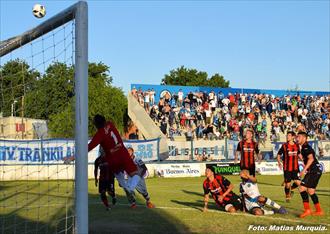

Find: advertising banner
<box><xmin>167</xmin><ymin>140</ymin><xmax>226</xmax><ymax>161</ymax></box>
<box><xmin>154</xmin><ymin>163</ymin><xmax>202</xmax><ymax>177</ymax></box>
<box><xmin>206</xmin><ymin>163</ymin><xmax>241</xmax><ymax>175</ymax></box>
<box><xmin>0</xmin><ymin>138</ymin><xmax>160</xmax><ymax>164</ymax></box>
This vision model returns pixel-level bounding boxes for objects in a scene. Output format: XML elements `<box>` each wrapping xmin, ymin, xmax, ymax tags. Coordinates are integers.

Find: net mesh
<box><xmin>0</xmin><ymin>19</ymin><xmax>76</xmax><ymax>234</ymax></box>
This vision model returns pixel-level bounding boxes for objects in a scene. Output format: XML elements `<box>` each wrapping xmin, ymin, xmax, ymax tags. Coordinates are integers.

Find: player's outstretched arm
<box><xmin>222</xmin><ymin>183</ymin><xmax>234</xmax><ymax>200</ymax></box>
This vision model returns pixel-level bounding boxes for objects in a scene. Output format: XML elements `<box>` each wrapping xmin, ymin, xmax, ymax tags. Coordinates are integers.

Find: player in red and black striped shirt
<box><xmin>234</xmin><ymin>129</ymin><xmax>260</xmax><ymax>177</ymax></box>
<box><xmin>203</xmin><ymin>167</ymin><xmax>242</xmax><ymax>213</ymax></box>
<box><xmin>276</xmin><ymin>131</ymin><xmax>301</xmax><ymax>202</ymax></box>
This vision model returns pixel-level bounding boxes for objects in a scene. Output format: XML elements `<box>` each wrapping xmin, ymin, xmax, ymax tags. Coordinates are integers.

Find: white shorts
<box><xmin>244</xmin><ymin>197</ymin><xmax>261</xmax><ymax>212</ymax></box>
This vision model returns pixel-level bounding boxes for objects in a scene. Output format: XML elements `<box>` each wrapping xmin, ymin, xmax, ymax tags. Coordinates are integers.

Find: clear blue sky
<box><xmin>1</xmin><ymin>0</ymin><xmax>329</xmax><ymax>93</ymax></box>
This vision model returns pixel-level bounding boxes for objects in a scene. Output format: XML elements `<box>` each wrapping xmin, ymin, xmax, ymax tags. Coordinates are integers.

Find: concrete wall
<box><xmin>1</xmin><ymin>161</ymin><xmax>329</xmax><ymax>181</ymax></box>
<box><xmin>0</xmin><ymin>116</ymin><xmax>46</xmax><ymax>139</ymax></box>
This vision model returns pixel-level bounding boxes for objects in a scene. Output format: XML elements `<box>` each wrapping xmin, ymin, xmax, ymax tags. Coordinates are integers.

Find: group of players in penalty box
<box><xmin>66</xmin><ymin>114</ymin><xmax>324</xmax><ymax>218</ymax></box>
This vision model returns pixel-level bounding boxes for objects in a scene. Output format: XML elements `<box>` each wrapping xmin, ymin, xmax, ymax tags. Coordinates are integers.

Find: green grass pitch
<box><xmin>1</xmin><ymin>174</ymin><xmax>329</xmax><ymax>233</ymax></box>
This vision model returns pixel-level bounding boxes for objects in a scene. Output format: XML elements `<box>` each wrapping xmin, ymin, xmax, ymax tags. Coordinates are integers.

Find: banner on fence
<box><xmin>256</xmin><ymin>162</ymin><xmax>282</xmax><ymax>175</ymax></box>
<box><xmin>154</xmin><ymin>163</ymin><xmax>202</xmax><ymax>177</ymax></box>
<box><xmin>0</xmin><ymin>138</ymin><xmax>160</xmax><ymax>164</ymax></box>
<box><xmin>227</xmin><ymin>140</ymin><xmax>239</xmax><ymax>159</ymax></box>
<box><xmin>206</xmin><ymin>163</ymin><xmax>241</xmax><ymax>175</ymax></box>
<box><xmin>123</xmin><ymin>138</ymin><xmax>159</xmax><ymax>162</ymax></box>
<box><xmin>167</xmin><ymin>140</ymin><xmax>226</xmax><ymax>161</ymax></box>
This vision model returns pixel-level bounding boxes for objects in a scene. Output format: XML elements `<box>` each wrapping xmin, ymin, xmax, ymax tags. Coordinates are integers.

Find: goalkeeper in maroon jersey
<box><xmin>94</xmin><ymin>147</ymin><xmax>117</xmax><ymax>211</ymax></box>
<box><xmin>64</xmin><ymin>114</ymin><xmax>140</xmax><ymax>193</ymax></box>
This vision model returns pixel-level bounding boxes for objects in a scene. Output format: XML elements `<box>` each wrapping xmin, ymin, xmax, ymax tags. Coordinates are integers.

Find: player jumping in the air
<box><xmin>235</xmin><ymin>128</ymin><xmax>261</xmax><ymax>177</ymax></box>
<box><xmin>297</xmin><ymin>131</ymin><xmax>324</xmax><ymax>218</ymax></box>
<box><xmin>277</xmin><ymin>131</ymin><xmax>301</xmax><ymax>202</ymax></box>
<box><xmin>124</xmin><ymin>147</ymin><xmax>155</xmax><ymax>209</ymax></box>
<box><xmin>240</xmin><ymin>169</ymin><xmax>287</xmax><ymax>215</ymax></box>
<box><xmin>94</xmin><ymin>147</ymin><xmax>116</xmax><ymax>210</ymax></box>
<box><xmin>203</xmin><ymin>167</ymin><xmax>242</xmax><ymax>213</ymax></box>
<box><xmin>65</xmin><ymin>114</ymin><xmax>141</xmax><ymax>193</ymax></box>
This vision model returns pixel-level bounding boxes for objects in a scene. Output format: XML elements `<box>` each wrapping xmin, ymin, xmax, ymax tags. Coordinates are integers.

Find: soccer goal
<box><xmin>0</xmin><ymin>1</ymin><xmax>88</xmax><ymax>233</ymax></box>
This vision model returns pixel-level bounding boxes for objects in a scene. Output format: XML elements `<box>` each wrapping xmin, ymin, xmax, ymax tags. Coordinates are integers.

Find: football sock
<box><xmin>124</xmin><ymin>189</ymin><xmax>136</xmax><ymax>204</ymax></box>
<box><xmin>291</xmin><ymin>182</ymin><xmax>299</xmax><ymax>190</ymax></box>
<box><xmin>143</xmin><ymin>193</ymin><xmax>150</xmax><ymax>201</ymax></box>
<box><xmin>100</xmin><ymin>193</ymin><xmax>109</xmax><ymax>207</ymax></box>
<box><xmin>300</xmin><ymin>191</ymin><xmax>309</xmax><ymax>203</ymax></box>
<box><xmin>310</xmin><ymin>193</ymin><xmax>319</xmax><ymax>205</ymax></box>
<box><xmin>265</xmin><ymin>198</ymin><xmax>281</xmax><ymax>209</ymax></box>
<box><xmin>284</xmin><ymin>187</ymin><xmax>290</xmax><ymax>196</ymax></box>
<box><xmin>263</xmin><ymin>209</ymin><xmax>274</xmax><ymax>215</ymax></box>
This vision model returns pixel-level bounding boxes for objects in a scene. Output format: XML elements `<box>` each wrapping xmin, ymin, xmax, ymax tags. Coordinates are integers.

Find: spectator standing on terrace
<box><xmin>178</xmin><ymin>89</ymin><xmax>184</xmax><ymax>106</ymax></box>
<box><xmin>150</xmin><ymin>88</ymin><xmax>156</xmax><ymax>105</ymax></box>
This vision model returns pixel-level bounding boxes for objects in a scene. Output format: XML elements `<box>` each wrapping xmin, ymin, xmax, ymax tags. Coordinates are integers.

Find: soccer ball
<box><xmin>32</xmin><ymin>4</ymin><xmax>46</xmax><ymax>18</ymax></box>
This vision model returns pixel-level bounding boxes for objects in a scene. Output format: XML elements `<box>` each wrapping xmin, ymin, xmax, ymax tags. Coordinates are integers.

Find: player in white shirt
<box><xmin>240</xmin><ymin>169</ymin><xmax>287</xmax><ymax>215</ymax></box>
<box><xmin>127</xmin><ymin>147</ymin><xmax>155</xmax><ymax>209</ymax></box>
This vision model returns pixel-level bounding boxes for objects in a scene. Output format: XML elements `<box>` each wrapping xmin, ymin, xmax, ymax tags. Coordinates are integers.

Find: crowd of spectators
<box><xmin>131</xmin><ymin>86</ymin><xmax>330</xmax><ymax>142</ymax></box>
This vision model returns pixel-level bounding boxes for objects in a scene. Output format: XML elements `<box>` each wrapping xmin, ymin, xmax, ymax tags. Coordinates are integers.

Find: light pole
<box><xmin>11</xmin><ymin>100</ymin><xmax>18</xmax><ymax>117</ymax></box>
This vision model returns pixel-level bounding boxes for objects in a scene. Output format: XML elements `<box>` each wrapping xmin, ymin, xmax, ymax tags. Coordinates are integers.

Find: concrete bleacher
<box><xmin>127</xmin><ymin>92</ymin><xmax>169</xmax><ymax>159</ymax></box>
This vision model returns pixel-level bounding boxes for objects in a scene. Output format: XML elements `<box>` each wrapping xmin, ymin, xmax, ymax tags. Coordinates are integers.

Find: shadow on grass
<box><xmin>181</xmin><ymin>189</ymin><xmax>204</xmax><ymax>197</ymax></box>
<box><xmin>0</xmin><ymin>180</ymin><xmax>74</xmax><ymax>233</ymax></box>
<box><xmin>89</xmin><ymin>192</ymin><xmax>191</xmax><ymax>234</ymax></box>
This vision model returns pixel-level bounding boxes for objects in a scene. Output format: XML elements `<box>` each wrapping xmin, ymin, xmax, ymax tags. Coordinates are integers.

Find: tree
<box><xmin>161</xmin><ymin>66</ymin><xmax>230</xmax><ymax>87</ymax></box>
<box><xmin>47</xmin><ymin>62</ymin><xmax>127</xmax><ymax>138</ymax></box>
<box><xmin>0</xmin><ymin>59</ymin><xmax>39</xmax><ymax>117</ymax></box>
<box><xmin>0</xmin><ymin>59</ymin><xmax>127</xmax><ymax>138</ymax></box>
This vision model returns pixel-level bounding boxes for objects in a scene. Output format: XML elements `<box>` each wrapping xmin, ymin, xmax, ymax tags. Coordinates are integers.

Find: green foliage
<box><xmin>161</xmin><ymin>66</ymin><xmax>230</xmax><ymax>88</ymax></box>
<box><xmin>0</xmin><ymin>59</ymin><xmax>40</xmax><ymax>116</ymax></box>
<box><xmin>1</xmin><ymin>60</ymin><xmax>127</xmax><ymax>138</ymax></box>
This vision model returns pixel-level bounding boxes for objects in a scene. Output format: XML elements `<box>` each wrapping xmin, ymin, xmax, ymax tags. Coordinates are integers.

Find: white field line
<box><xmin>2</xmin><ymin>202</ymin><xmax>330</xmax><ymax>227</ymax></box>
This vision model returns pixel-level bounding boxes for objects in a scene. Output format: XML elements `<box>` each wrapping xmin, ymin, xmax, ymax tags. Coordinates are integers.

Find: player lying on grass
<box><xmin>240</xmin><ymin>169</ymin><xmax>287</xmax><ymax>216</ymax></box>
<box><xmin>64</xmin><ymin>114</ymin><xmax>141</xmax><ymax>193</ymax></box>
<box><xmin>297</xmin><ymin>131</ymin><xmax>324</xmax><ymax>218</ymax></box>
<box><xmin>124</xmin><ymin>147</ymin><xmax>155</xmax><ymax>209</ymax></box>
<box><xmin>277</xmin><ymin>131</ymin><xmax>301</xmax><ymax>202</ymax></box>
<box><xmin>94</xmin><ymin>147</ymin><xmax>117</xmax><ymax>211</ymax></box>
<box><xmin>203</xmin><ymin>167</ymin><xmax>243</xmax><ymax>213</ymax></box>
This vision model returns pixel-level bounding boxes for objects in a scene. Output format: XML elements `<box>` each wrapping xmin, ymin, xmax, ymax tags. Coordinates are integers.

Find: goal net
<box><xmin>0</xmin><ymin>2</ymin><xmax>88</xmax><ymax>233</ymax></box>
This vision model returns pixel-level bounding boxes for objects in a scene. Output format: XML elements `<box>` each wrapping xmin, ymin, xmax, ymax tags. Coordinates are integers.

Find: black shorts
<box><xmin>240</xmin><ymin>164</ymin><xmax>256</xmax><ymax>177</ymax></box>
<box><xmin>283</xmin><ymin>170</ymin><xmax>300</xmax><ymax>183</ymax></box>
<box><xmin>221</xmin><ymin>194</ymin><xmax>243</xmax><ymax>211</ymax></box>
<box><xmin>99</xmin><ymin>180</ymin><xmax>115</xmax><ymax>194</ymax></box>
<box><xmin>301</xmin><ymin>170</ymin><xmax>322</xmax><ymax>189</ymax></box>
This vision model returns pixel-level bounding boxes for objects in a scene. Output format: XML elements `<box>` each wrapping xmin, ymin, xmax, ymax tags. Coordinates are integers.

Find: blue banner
<box><xmin>0</xmin><ymin>138</ymin><xmax>160</xmax><ymax>164</ymax></box>
<box><xmin>131</xmin><ymin>84</ymin><xmax>329</xmax><ymax>104</ymax></box>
